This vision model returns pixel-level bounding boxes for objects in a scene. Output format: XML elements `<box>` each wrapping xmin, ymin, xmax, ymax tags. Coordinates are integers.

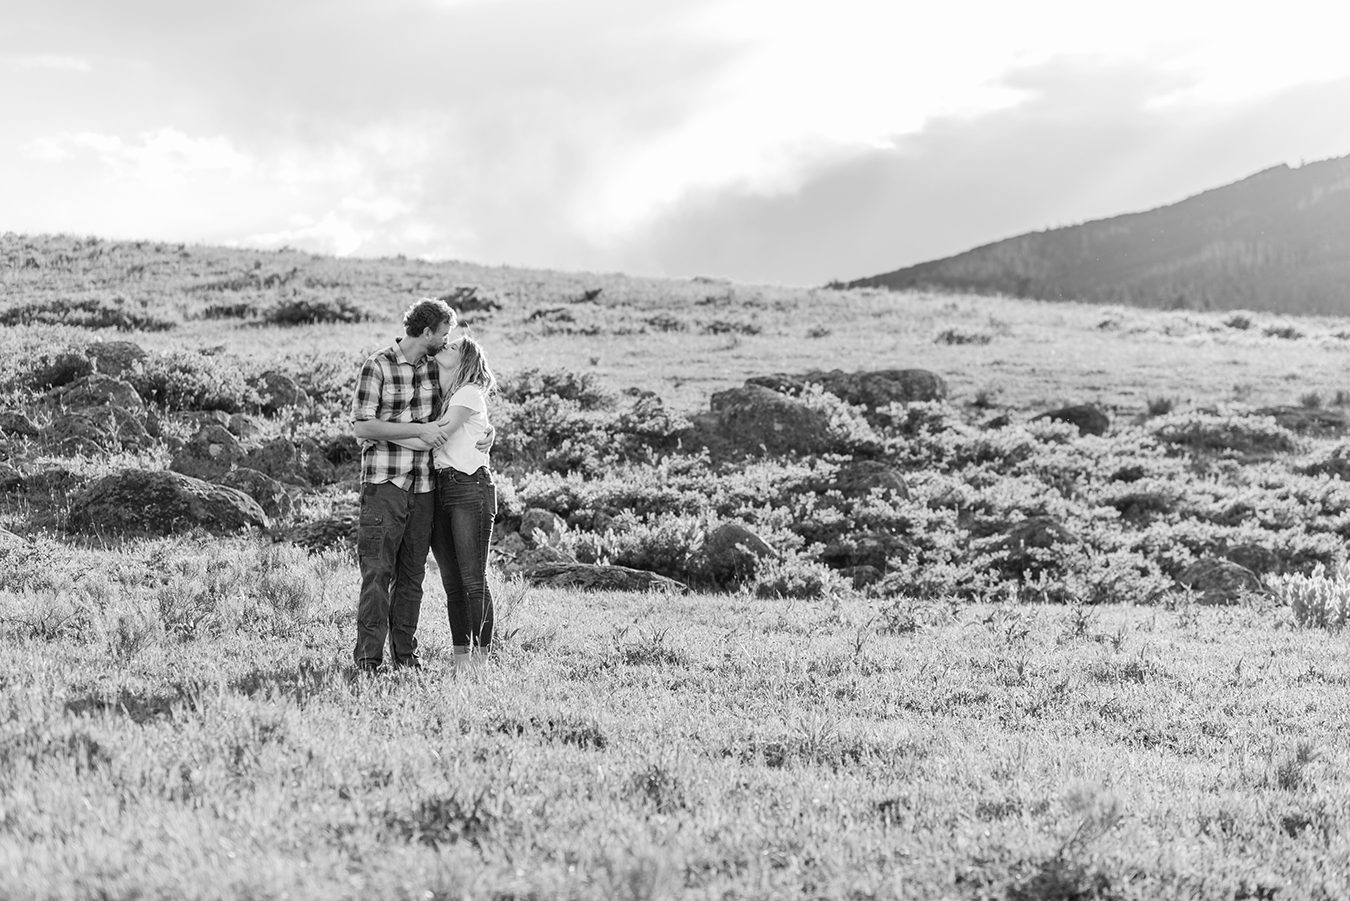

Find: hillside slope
<box><xmin>847</xmin><ymin>153</ymin><xmax>1350</xmax><ymax>314</ymax></box>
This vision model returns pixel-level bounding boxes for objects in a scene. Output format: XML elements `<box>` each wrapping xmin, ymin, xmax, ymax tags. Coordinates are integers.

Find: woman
<box><xmin>394</xmin><ymin>335</ymin><xmax>498</xmax><ymax>671</ymax></box>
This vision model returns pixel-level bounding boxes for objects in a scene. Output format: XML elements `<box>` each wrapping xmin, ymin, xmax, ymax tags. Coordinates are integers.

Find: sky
<box><xmin>5</xmin><ymin>0</ymin><xmax>1350</xmax><ymax>286</ymax></box>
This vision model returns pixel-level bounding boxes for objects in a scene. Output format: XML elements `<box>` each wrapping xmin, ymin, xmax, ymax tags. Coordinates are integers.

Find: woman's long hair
<box><xmin>441</xmin><ymin>335</ymin><xmax>497</xmax><ymax>397</ymax></box>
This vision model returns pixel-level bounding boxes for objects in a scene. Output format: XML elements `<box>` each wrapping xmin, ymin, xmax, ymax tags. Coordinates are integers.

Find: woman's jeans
<box><xmin>430</xmin><ymin>466</ymin><xmax>496</xmax><ymax>651</ymax></box>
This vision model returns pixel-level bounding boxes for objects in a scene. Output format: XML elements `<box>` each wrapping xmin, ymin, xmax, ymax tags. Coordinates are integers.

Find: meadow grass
<box><xmin>2</xmin><ymin>538</ymin><xmax>1347</xmax><ymax>899</ymax></box>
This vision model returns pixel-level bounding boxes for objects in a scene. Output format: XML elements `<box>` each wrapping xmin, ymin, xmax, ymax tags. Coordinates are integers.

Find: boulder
<box><xmin>0</xmin><ymin>464</ymin><xmax>23</xmax><ymax>493</ymax></box>
<box><xmin>831</xmin><ymin>460</ymin><xmax>908</xmax><ymax>499</ymax></box>
<box><xmin>227</xmin><ymin>413</ymin><xmax>264</xmax><ymax>441</ymax></box>
<box><xmin>523</xmin><ymin>562</ymin><xmax>686</xmax><ymax>593</ymax></box>
<box><xmin>169</xmin><ymin>425</ymin><xmax>245</xmax><ymax>480</ymax></box>
<box><xmin>747</xmin><ymin>368</ymin><xmax>948</xmax><ymax>408</ymax></box>
<box><xmin>1255</xmin><ymin>406</ymin><xmax>1348</xmax><ymax>436</ymax></box>
<box><xmin>69</xmin><ymin>469</ymin><xmax>268</xmax><ymax>536</ymax></box>
<box><xmin>85</xmin><ymin>341</ymin><xmax>146</xmax><ymax>377</ymax></box>
<box><xmin>251</xmin><ymin>371</ymin><xmax>310</xmax><ymax>414</ymax></box>
<box><xmin>219</xmin><ymin>467</ymin><xmax>294</xmax><ymax>520</ymax></box>
<box><xmin>29</xmin><ymin>352</ymin><xmax>92</xmax><ymax>388</ymax></box>
<box><xmin>45</xmin><ymin>407</ymin><xmax>151</xmax><ymax>454</ymax></box>
<box><xmin>491</xmin><ymin>532</ymin><xmax>576</xmax><ymax>577</ymax></box>
<box><xmin>0</xmin><ymin>411</ymin><xmax>40</xmax><ymax>438</ymax></box>
<box><xmin>285</xmin><ymin>512</ymin><xmax>358</xmax><ymax>552</ymax></box>
<box><xmin>242</xmin><ymin>438</ymin><xmax>336</xmax><ymax>487</ymax></box>
<box><xmin>1033</xmin><ymin>403</ymin><xmax>1110</xmax><ymax>436</ymax></box>
<box><xmin>520</xmin><ymin>508</ymin><xmax>567</xmax><ymax>547</ymax></box>
<box><xmin>322</xmin><ymin>434</ymin><xmax>362</xmax><ymax>466</ymax></box>
<box><xmin>1177</xmin><ymin>558</ymin><xmax>1262</xmax><ymax>605</ymax></box>
<box><xmin>1223</xmin><ymin>544</ymin><xmax>1280</xmax><ymax>576</ymax></box>
<box><xmin>169</xmin><ymin>410</ymin><xmax>232</xmax><ymax>432</ymax></box>
<box><xmin>0</xmin><ymin>527</ymin><xmax>26</xmax><ymax>550</ymax></box>
<box><xmin>50</xmin><ymin>374</ymin><xmax>144</xmax><ymax>413</ymax></box>
<box><xmin>690</xmin><ymin>385</ymin><xmax>834</xmax><ymax>458</ymax></box>
<box><xmin>693</xmin><ymin>522</ymin><xmax>778</xmax><ymax>586</ymax></box>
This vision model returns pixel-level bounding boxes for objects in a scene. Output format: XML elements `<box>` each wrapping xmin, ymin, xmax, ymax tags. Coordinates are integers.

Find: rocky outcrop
<box><xmin>220</xmin><ymin>467</ymin><xmax>294</xmax><ymax>520</ymax></box>
<box><xmin>1177</xmin><ymin>558</ymin><xmax>1263</xmax><ymax>605</ymax></box>
<box><xmin>242</xmin><ymin>438</ymin><xmax>336</xmax><ymax>487</ymax></box>
<box><xmin>691</xmin><ymin>522</ymin><xmax>778</xmax><ymax>587</ymax></box>
<box><xmin>688</xmin><ymin>385</ymin><xmax>834</xmax><ymax>458</ymax></box>
<box><xmin>250</xmin><ymin>371</ymin><xmax>309</xmax><ymax>414</ymax></box>
<box><xmin>169</xmin><ymin>425</ymin><xmax>245</xmax><ymax>481</ymax></box>
<box><xmin>523</xmin><ymin>562</ymin><xmax>686</xmax><ymax>592</ymax></box>
<box><xmin>69</xmin><ymin>469</ymin><xmax>268</xmax><ymax>535</ymax></box>
<box><xmin>748</xmin><ymin>369</ymin><xmax>948</xmax><ymax>408</ymax></box>
<box><xmin>1033</xmin><ymin>403</ymin><xmax>1110</xmax><ymax>436</ymax></box>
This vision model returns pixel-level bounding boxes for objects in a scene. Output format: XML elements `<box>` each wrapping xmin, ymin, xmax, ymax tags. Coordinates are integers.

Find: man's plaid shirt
<box><xmin>351</xmin><ymin>340</ymin><xmax>442</xmax><ymax>493</ymax></box>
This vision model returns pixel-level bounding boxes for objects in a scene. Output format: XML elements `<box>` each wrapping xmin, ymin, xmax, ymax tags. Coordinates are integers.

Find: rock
<box><xmin>45</xmin><ymin>407</ymin><xmax>151</xmax><ymax>454</ymax></box>
<box><xmin>1255</xmin><ymin>406</ymin><xmax>1348</xmax><ymax>436</ymax></box>
<box><xmin>1177</xmin><ymin>558</ymin><xmax>1262</xmax><ymax>605</ymax></box>
<box><xmin>0</xmin><ymin>527</ymin><xmax>26</xmax><ymax>549</ymax></box>
<box><xmin>322</xmin><ymin>434</ymin><xmax>362</xmax><ymax>466</ymax></box>
<box><xmin>1221</xmin><ymin>544</ymin><xmax>1281</xmax><ymax>577</ymax></box>
<box><xmin>831</xmin><ymin>460</ymin><xmax>908</xmax><ymax>499</ymax></box>
<box><xmin>251</xmin><ymin>371</ymin><xmax>309</xmax><ymax>414</ymax></box>
<box><xmin>693</xmin><ymin>522</ymin><xmax>778</xmax><ymax>587</ymax></box>
<box><xmin>520</xmin><ymin>508</ymin><xmax>567</xmax><ymax>547</ymax></box>
<box><xmin>285</xmin><ymin>512</ymin><xmax>358</xmax><ymax>552</ymax></box>
<box><xmin>242</xmin><ymin>438</ymin><xmax>335</xmax><ymax>487</ymax></box>
<box><xmin>523</xmin><ymin>562</ymin><xmax>686</xmax><ymax>593</ymax></box>
<box><xmin>169</xmin><ymin>425</ymin><xmax>245</xmax><ymax>480</ymax></box>
<box><xmin>689</xmin><ymin>385</ymin><xmax>834</xmax><ymax>458</ymax></box>
<box><xmin>0</xmin><ymin>411</ymin><xmax>40</xmax><ymax>438</ymax></box>
<box><xmin>0</xmin><ymin>464</ymin><xmax>23</xmax><ymax>492</ymax></box>
<box><xmin>85</xmin><ymin>341</ymin><xmax>146</xmax><ymax>377</ymax></box>
<box><xmin>69</xmin><ymin>469</ymin><xmax>268</xmax><ymax>535</ymax></box>
<box><xmin>29</xmin><ymin>352</ymin><xmax>92</xmax><ymax>388</ymax></box>
<box><xmin>169</xmin><ymin>410</ymin><xmax>232</xmax><ymax>432</ymax></box>
<box><xmin>747</xmin><ymin>368</ymin><xmax>948</xmax><ymax>408</ymax></box>
<box><xmin>219</xmin><ymin>467</ymin><xmax>294</xmax><ymax>520</ymax></box>
<box><xmin>50</xmin><ymin>374</ymin><xmax>144</xmax><ymax>412</ymax></box>
<box><xmin>227</xmin><ymin>413</ymin><xmax>264</xmax><ymax>441</ymax></box>
<box><xmin>819</xmin><ymin>534</ymin><xmax>909</xmax><ymax>570</ymax></box>
<box><xmin>1033</xmin><ymin>403</ymin><xmax>1110</xmax><ymax>436</ymax></box>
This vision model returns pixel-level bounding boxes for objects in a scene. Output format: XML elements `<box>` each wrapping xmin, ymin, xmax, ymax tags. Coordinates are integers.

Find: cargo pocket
<box><xmin>358</xmin><ymin>513</ymin><xmax>384</xmax><ymax>558</ymax></box>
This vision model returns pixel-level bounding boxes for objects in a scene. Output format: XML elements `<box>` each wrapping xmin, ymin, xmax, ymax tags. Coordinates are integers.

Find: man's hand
<box><xmin>416</xmin><ymin>422</ymin><xmax>449</xmax><ymax>448</ymax></box>
<box><xmin>474</xmin><ymin>424</ymin><xmax>496</xmax><ymax>453</ymax></box>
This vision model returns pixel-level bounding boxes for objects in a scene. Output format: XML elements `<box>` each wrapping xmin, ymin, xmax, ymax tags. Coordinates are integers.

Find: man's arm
<box><xmin>353</xmin><ymin>418</ymin><xmax>448</xmax><ymax>444</ymax></box>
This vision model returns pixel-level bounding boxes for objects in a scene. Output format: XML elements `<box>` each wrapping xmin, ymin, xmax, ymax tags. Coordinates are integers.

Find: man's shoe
<box><xmin>356</xmin><ymin>659</ymin><xmax>383</xmax><ymax>675</ymax></box>
<box><xmin>392</xmin><ymin>656</ymin><xmax>422</xmax><ymax>671</ymax></box>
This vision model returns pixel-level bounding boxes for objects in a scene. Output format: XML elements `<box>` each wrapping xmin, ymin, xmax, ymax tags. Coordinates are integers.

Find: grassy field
<box><xmin>2</xmin><ymin>234</ymin><xmax>1350</xmax><ymax>899</ymax></box>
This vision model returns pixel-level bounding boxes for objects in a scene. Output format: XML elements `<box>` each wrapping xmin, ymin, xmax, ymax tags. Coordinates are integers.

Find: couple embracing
<box><xmin>349</xmin><ymin>298</ymin><xmax>498</xmax><ymax>675</ymax></box>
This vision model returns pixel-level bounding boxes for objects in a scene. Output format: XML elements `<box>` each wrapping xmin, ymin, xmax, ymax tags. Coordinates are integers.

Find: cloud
<box><xmin>6</xmin><ymin>53</ymin><xmax>92</xmax><ymax>72</ymax></box>
<box><xmin>22</xmin><ymin>127</ymin><xmax>254</xmax><ymax>177</ymax></box>
<box><xmin>617</xmin><ymin>65</ymin><xmax>1350</xmax><ymax>285</ymax></box>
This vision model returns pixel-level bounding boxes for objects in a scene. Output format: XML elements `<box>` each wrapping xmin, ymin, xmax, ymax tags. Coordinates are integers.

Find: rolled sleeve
<box><xmin>351</xmin><ymin>359</ymin><xmax>383</xmax><ymax>423</ymax></box>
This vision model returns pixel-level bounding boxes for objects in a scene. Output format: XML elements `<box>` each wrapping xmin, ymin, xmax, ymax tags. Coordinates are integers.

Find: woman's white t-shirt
<box><xmin>433</xmin><ymin>385</ymin><xmax>490</xmax><ymax>474</ymax></box>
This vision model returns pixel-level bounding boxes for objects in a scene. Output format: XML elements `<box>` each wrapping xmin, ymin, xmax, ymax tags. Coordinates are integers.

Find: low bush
<box><xmin>127</xmin><ymin>350</ymin><xmax>262</xmax><ymax>412</ymax></box>
<box><xmin>0</xmin><ymin>296</ymin><xmax>176</xmax><ymax>332</ymax></box>
<box><xmin>1269</xmin><ymin>563</ymin><xmax>1350</xmax><ymax>630</ymax></box>
<box><xmin>262</xmin><ymin>294</ymin><xmax>371</xmax><ymax>326</ymax></box>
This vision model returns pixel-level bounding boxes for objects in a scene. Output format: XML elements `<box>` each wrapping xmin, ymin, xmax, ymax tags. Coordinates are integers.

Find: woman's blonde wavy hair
<box><xmin>441</xmin><ymin>335</ymin><xmax>497</xmax><ymax>397</ymax></box>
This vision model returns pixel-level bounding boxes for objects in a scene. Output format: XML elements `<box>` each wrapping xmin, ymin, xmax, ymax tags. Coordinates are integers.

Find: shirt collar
<box><xmin>392</xmin><ymin>338</ymin><xmax>426</xmax><ymax>368</ymax></box>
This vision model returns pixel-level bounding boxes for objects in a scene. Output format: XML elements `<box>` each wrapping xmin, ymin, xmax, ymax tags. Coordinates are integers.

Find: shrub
<box><xmin>933</xmin><ymin>328</ymin><xmax>992</xmax><ymax>345</ymax></box>
<box><xmin>1268</xmin><ymin>563</ymin><xmax>1350</xmax><ymax>629</ymax></box>
<box><xmin>499</xmin><ymin>368</ymin><xmax>614</xmax><ymax>411</ymax></box>
<box><xmin>262</xmin><ymin>294</ymin><xmax>371</xmax><ymax>326</ymax></box>
<box><xmin>1224</xmin><ymin>314</ymin><xmax>1252</xmax><ymax>330</ymax></box>
<box><xmin>1150</xmin><ymin>408</ymin><xmax>1298</xmax><ymax>458</ymax></box>
<box><xmin>1263</xmin><ymin>324</ymin><xmax>1303</xmax><ymax>340</ymax></box>
<box><xmin>128</xmin><ymin>350</ymin><xmax>262</xmax><ymax>412</ymax></box>
<box><xmin>752</xmin><ymin>555</ymin><xmax>848</xmax><ymax>599</ymax></box>
<box><xmin>0</xmin><ymin>296</ymin><xmax>176</xmax><ymax>332</ymax></box>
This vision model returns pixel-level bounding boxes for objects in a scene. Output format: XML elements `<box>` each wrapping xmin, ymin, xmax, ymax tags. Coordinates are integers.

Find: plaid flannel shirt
<box><xmin>351</xmin><ymin>340</ymin><xmax>442</xmax><ymax>493</ymax></box>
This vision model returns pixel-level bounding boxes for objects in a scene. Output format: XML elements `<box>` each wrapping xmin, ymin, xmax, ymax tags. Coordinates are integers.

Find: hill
<box><xmin>846</xmin><ymin>153</ymin><xmax>1350</xmax><ymax>314</ymax></box>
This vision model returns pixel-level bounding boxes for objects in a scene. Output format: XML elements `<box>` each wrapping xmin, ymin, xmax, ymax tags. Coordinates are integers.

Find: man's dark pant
<box><xmin>355</xmin><ymin>481</ymin><xmax>435</xmax><ymax>668</ymax></box>
<box><xmin>429</xmin><ymin>467</ymin><xmax>496</xmax><ymax>651</ymax></box>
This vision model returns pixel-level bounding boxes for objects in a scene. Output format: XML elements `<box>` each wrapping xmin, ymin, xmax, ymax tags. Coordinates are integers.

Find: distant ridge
<box><xmin>846</xmin><ymin>154</ymin><xmax>1350</xmax><ymax>315</ymax></box>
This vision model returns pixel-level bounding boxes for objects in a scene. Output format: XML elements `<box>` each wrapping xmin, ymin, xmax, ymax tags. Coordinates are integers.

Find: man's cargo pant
<box><xmin>355</xmin><ymin>481</ymin><xmax>435</xmax><ymax>668</ymax></box>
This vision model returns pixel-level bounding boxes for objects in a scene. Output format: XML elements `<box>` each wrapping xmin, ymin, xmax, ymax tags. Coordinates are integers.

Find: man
<box><xmin>350</xmin><ymin>297</ymin><xmax>462</xmax><ymax>673</ymax></box>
